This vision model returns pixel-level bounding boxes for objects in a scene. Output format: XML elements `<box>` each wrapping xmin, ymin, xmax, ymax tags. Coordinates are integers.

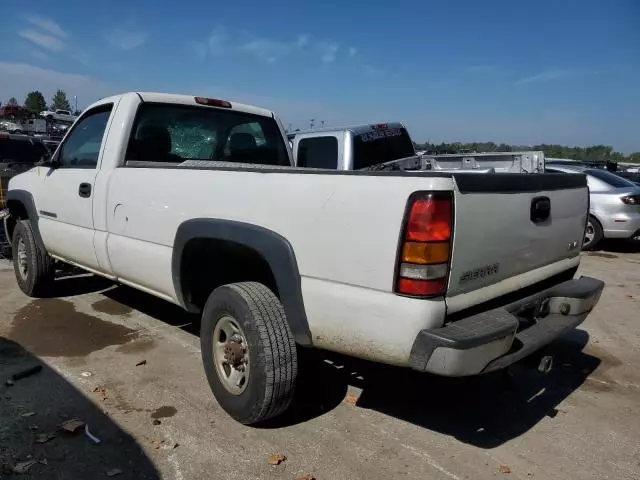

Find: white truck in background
<box><xmin>4</xmin><ymin>92</ymin><xmax>603</xmax><ymax>425</ymax></box>
<box><xmin>40</xmin><ymin>109</ymin><xmax>77</xmax><ymax>123</ymax></box>
<box><xmin>287</xmin><ymin>125</ymin><xmax>544</xmax><ymax>173</ymax></box>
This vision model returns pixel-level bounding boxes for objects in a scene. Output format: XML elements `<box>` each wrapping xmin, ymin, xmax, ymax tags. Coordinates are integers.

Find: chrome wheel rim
<box><xmin>584</xmin><ymin>221</ymin><xmax>595</xmax><ymax>247</ymax></box>
<box><xmin>16</xmin><ymin>238</ymin><xmax>28</xmax><ymax>280</ymax></box>
<box><xmin>213</xmin><ymin>315</ymin><xmax>250</xmax><ymax>395</ymax></box>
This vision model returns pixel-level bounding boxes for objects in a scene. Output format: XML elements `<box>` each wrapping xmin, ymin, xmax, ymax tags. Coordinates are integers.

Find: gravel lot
<box><xmin>1</xmin><ymin>243</ymin><xmax>639</xmax><ymax>480</ymax></box>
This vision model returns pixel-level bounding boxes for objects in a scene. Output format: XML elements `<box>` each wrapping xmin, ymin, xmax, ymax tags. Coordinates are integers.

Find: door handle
<box><xmin>78</xmin><ymin>183</ymin><xmax>92</xmax><ymax>198</ymax></box>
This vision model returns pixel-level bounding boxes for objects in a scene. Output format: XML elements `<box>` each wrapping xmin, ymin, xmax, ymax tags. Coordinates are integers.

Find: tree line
<box><xmin>4</xmin><ymin>90</ymin><xmax>80</xmax><ymax>116</ymax></box>
<box><xmin>414</xmin><ymin>141</ymin><xmax>640</xmax><ymax>164</ymax></box>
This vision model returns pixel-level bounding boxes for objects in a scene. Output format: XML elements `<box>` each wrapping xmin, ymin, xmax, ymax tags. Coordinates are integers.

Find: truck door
<box><xmin>36</xmin><ymin>104</ymin><xmax>114</xmax><ymax>272</ymax></box>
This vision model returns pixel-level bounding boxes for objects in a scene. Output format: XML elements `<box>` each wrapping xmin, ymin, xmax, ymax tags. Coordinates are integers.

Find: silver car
<box><xmin>546</xmin><ymin>163</ymin><xmax>640</xmax><ymax>249</ymax></box>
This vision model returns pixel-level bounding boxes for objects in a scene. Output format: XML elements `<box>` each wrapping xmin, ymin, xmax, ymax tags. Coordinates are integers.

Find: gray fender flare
<box><xmin>171</xmin><ymin>219</ymin><xmax>312</xmax><ymax>346</ymax></box>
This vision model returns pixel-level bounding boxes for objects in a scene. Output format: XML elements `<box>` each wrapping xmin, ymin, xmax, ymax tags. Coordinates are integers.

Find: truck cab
<box><xmin>287</xmin><ymin>122</ymin><xmax>418</xmax><ymax>170</ymax></box>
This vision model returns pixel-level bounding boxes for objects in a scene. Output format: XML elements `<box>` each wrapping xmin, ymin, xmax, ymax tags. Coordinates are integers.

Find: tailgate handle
<box><xmin>531</xmin><ymin>196</ymin><xmax>551</xmax><ymax>223</ymax></box>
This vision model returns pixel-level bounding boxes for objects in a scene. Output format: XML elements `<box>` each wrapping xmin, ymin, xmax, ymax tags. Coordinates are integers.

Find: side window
<box><xmin>297</xmin><ymin>136</ymin><xmax>338</xmax><ymax>169</ymax></box>
<box><xmin>58</xmin><ymin>106</ymin><xmax>112</xmax><ymax>168</ymax></box>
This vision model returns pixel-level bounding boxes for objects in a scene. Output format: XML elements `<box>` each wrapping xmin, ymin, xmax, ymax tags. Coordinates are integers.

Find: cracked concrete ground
<box><xmin>1</xmin><ymin>242</ymin><xmax>639</xmax><ymax>479</ymax></box>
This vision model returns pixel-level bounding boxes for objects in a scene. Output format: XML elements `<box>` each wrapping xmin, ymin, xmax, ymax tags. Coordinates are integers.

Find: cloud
<box><xmin>189</xmin><ymin>28</ymin><xmax>376</xmax><ymax>70</ymax></box>
<box><xmin>105</xmin><ymin>28</ymin><xmax>147</xmax><ymax>50</ymax></box>
<box><xmin>19</xmin><ymin>29</ymin><xmax>65</xmax><ymax>52</ymax></box>
<box><xmin>0</xmin><ymin>62</ymin><xmax>113</xmax><ymax>108</ymax></box>
<box><xmin>465</xmin><ymin>65</ymin><xmax>498</xmax><ymax>74</ymax></box>
<box><xmin>240</xmin><ymin>38</ymin><xmax>293</xmax><ymax>63</ymax></box>
<box><xmin>319</xmin><ymin>43</ymin><xmax>339</xmax><ymax>63</ymax></box>
<box><xmin>364</xmin><ymin>64</ymin><xmax>383</xmax><ymax>76</ymax></box>
<box><xmin>296</xmin><ymin>34</ymin><xmax>310</xmax><ymax>48</ymax></box>
<box><xmin>27</xmin><ymin>48</ymin><xmax>49</xmax><ymax>61</ymax></box>
<box><xmin>208</xmin><ymin>26</ymin><xmax>229</xmax><ymax>56</ymax></box>
<box><xmin>25</xmin><ymin>15</ymin><xmax>67</xmax><ymax>38</ymax></box>
<box><xmin>187</xmin><ymin>41</ymin><xmax>208</xmax><ymax>60</ymax></box>
<box><xmin>515</xmin><ymin>68</ymin><xmax>579</xmax><ymax>84</ymax></box>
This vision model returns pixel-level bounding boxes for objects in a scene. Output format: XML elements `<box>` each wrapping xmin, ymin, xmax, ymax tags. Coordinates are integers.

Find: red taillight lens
<box><xmin>398</xmin><ymin>278</ymin><xmax>447</xmax><ymax>296</ymax></box>
<box><xmin>396</xmin><ymin>193</ymin><xmax>453</xmax><ymax>298</ymax></box>
<box><xmin>406</xmin><ymin>197</ymin><xmax>452</xmax><ymax>242</ymax></box>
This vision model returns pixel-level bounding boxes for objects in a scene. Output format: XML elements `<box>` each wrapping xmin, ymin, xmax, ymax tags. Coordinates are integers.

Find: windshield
<box><xmin>126</xmin><ymin>103</ymin><xmax>289</xmax><ymax>166</ymax></box>
<box><xmin>352</xmin><ymin>127</ymin><xmax>415</xmax><ymax>169</ymax></box>
<box><xmin>586</xmin><ymin>169</ymin><xmax>637</xmax><ymax>188</ymax></box>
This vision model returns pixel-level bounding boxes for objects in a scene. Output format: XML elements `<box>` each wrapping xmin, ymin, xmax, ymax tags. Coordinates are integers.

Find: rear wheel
<box><xmin>12</xmin><ymin>220</ymin><xmax>55</xmax><ymax>296</ymax></box>
<box><xmin>200</xmin><ymin>281</ymin><xmax>297</xmax><ymax>424</ymax></box>
<box><xmin>583</xmin><ymin>215</ymin><xmax>603</xmax><ymax>251</ymax></box>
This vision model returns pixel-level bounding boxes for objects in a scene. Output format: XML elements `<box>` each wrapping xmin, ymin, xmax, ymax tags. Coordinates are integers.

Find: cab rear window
<box><xmin>125</xmin><ymin>103</ymin><xmax>289</xmax><ymax>167</ymax></box>
<box><xmin>297</xmin><ymin>136</ymin><xmax>338</xmax><ymax>169</ymax></box>
<box><xmin>352</xmin><ymin>127</ymin><xmax>415</xmax><ymax>169</ymax></box>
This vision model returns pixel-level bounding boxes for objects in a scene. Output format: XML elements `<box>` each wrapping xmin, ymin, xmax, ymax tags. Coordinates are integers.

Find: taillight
<box><xmin>621</xmin><ymin>195</ymin><xmax>640</xmax><ymax>205</ymax></box>
<box><xmin>395</xmin><ymin>193</ymin><xmax>453</xmax><ymax>297</ymax></box>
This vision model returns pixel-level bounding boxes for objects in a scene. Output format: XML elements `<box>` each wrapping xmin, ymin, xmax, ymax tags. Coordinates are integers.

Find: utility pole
<box><xmin>73</xmin><ymin>95</ymin><xmax>78</xmax><ymax>114</ymax></box>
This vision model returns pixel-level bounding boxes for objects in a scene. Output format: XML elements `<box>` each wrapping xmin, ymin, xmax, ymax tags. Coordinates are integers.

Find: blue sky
<box><xmin>0</xmin><ymin>0</ymin><xmax>638</xmax><ymax>152</ymax></box>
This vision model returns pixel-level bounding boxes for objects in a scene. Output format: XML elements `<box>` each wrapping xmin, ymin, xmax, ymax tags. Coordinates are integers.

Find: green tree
<box><xmin>7</xmin><ymin>97</ymin><xmax>18</xmax><ymax>106</ymax></box>
<box><xmin>24</xmin><ymin>91</ymin><xmax>47</xmax><ymax>113</ymax></box>
<box><xmin>50</xmin><ymin>89</ymin><xmax>71</xmax><ymax>111</ymax></box>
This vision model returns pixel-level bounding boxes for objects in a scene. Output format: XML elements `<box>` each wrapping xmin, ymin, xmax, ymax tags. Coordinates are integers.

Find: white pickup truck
<box><xmin>4</xmin><ymin>92</ymin><xmax>604</xmax><ymax>424</ymax></box>
<box><xmin>40</xmin><ymin>109</ymin><xmax>77</xmax><ymax>124</ymax></box>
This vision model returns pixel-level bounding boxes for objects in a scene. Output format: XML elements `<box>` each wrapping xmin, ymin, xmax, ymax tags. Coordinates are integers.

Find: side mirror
<box><xmin>36</xmin><ymin>155</ymin><xmax>60</xmax><ymax>169</ymax></box>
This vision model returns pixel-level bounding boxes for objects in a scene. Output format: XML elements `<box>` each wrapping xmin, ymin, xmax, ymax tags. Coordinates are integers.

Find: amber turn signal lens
<box><xmin>402</xmin><ymin>242</ymin><xmax>449</xmax><ymax>264</ymax></box>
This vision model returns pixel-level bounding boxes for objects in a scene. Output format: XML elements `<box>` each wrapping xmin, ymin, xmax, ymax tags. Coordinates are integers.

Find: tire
<box><xmin>200</xmin><ymin>281</ymin><xmax>298</xmax><ymax>425</ymax></box>
<box><xmin>12</xmin><ymin>220</ymin><xmax>55</xmax><ymax>296</ymax></box>
<box><xmin>582</xmin><ymin>215</ymin><xmax>603</xmax><ymax>251</ymax></box>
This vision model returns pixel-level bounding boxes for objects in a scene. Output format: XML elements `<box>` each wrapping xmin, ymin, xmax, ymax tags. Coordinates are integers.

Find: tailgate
<box><xmin>446</xmin><ymin>173</ymin><xmax>588</xmax><ymax>301</ymax></box>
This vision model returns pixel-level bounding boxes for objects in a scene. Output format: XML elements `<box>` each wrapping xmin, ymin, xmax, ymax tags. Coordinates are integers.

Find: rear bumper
<box><xmin>601</xmin><ymin>212</ymin><xmax>640</xmax><ymax>239</ymax></box>
<box><xmin>408</xmin><ymin>276</ymin><xmax>604</xmax><ymax>376</ymax></box>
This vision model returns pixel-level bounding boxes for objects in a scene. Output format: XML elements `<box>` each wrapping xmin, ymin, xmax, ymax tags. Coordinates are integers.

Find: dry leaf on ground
<box><xmin>296</xmin><ymin>475</ymin><xmax>316</xmax><ymax>480</ymax></box>
<box><xmin>499</xmin><ymin>465</ymin><xmax>512</xmax><ymax>474</ymax></box>
<box><xmin>344</xmin><ymin>393</ymin><xmax>359</xmax><ymax>405</ymax></box>
<box><xmin>106</xmin><ymin>468</ymin><xmax>123</xmax><ymax>477</ymax></box>
<box><xmin>20</xmin><ymin>411</ymin><xmax>36</xmax><ymax>418</ymax></box>
<box><xmin>150</xmin><ymin>438</ymin><xmax>166</xmax><ymax>450</ymax></box>
<box><xmin>268</xmin><ymin>453</ymin><xmax>287</xmax><ymax>465</ymax></box>
<box><xmin>34</xmin><ymin>433</ymin><xmax>55</xmax><ymax>444</ymax></box>
<box><xmin>59</xmin><ymin>418</ymin><xmax>85</xmax><ymax>433</ymax></box>
<box><xmin>93</xmin><ymin>386</ymin><xmax>107</xmax><ymax>401</ymax></box>
<box><xmin>12</xmin><ymin>459</ymin><xmax>37</xmax><ymax>474</ymax></box>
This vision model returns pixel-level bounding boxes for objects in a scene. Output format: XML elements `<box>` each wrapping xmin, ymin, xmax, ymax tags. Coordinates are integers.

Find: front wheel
<box><xmin>12</xmin><ymin>220</ymin><xmax>55</xmax><ymax>296</ymax></box>
<box><xmin>200</xmin><ymin>282</ymin><xmax>298</xmax><ymax>425</ymax></box>
<box><xmin>583</xmin><ymin>215</ymin><xmax>604</xmax><ymax>251</ymax></box>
